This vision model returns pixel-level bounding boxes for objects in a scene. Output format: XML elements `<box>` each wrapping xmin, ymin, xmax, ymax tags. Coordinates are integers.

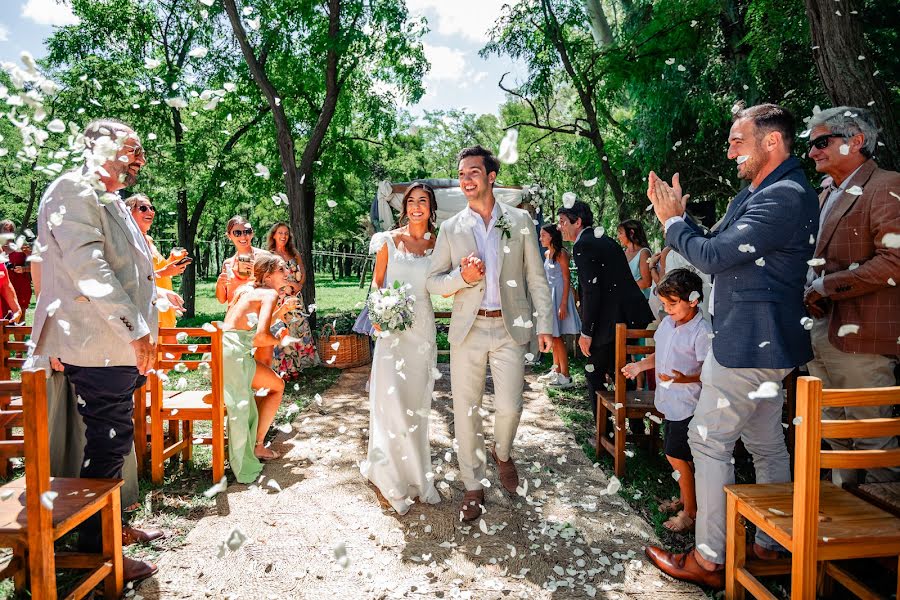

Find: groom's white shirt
<box><xmin>426</xmin><ymin>199</ymin><xmax>552</xmax><ymax>346</ymax></box>
<box><xmin>468</xmin><ymin>202</ymin><xmax>501</xmax><ymax>311</ymax></box>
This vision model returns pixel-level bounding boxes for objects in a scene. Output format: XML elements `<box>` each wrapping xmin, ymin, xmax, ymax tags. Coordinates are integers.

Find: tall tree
<box><xmin>805</xmin><ymin>0</ymin><xmax>899</xmax><ymax>170</ymax></box>
<box><xmin>42</xmin><ymin>0</ymin><xmax>269</xmax><ymax>316</ymax></box>
<box><xmin>222</xmin><ymin>0</ymin><xmax>426</xmax><ymax>307</ymax></box>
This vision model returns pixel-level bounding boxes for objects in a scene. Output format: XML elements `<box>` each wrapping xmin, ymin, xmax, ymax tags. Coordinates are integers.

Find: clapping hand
<box><xmin>647</xmin><ymin>171</ymin><xmax>691</xmax><ymax>225</ymax></box>
<box><xmin>460</xmin><ymin>253</ymin><xmax>485</xmax><ymax>284</ymax></box>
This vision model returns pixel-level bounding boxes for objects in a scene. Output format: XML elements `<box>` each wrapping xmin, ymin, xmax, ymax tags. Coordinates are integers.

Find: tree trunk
<box><xmin>585</xmin><ymin>0</ymin><xmax>614</xmax><ymax>46</ymax></box>
<box><xmin>330</xmin><ymin>240</ymin><xmax>336</xmax><ymax>280</ymax></box>
<box><xmin>805</xmin><ymin>0</ymin><xmax>899</xmax><ymax>170</ymax></box>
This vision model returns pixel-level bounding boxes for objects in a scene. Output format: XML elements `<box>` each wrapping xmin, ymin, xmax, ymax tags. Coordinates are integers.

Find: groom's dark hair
<box><xmin>557</xmin><ymin>200</ymin><xmax>594</xmax><ymax>229</ymax></box>
<box><xmin>457</xmin><ymin>145</ymin><xmax>500</xmax><ymax>178</ymax></box>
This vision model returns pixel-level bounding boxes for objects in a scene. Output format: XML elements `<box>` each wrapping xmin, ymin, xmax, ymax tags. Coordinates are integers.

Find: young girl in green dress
<box><xmin>222</xmin><ymin>251</ymin><xmax>298</xmax><ymax>481</ymax></box>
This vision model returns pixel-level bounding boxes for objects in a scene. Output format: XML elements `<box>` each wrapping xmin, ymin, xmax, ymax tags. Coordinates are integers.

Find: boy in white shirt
<box><xmin>622</xmin><ymin>269</ymin><xmax>711</xmax><ymax>533</ymax></box>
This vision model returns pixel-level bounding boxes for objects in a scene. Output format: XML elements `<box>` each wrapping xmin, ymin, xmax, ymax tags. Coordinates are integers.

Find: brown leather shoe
<box><xmin>645</xmin><ymin>546</ymin><xmax>724</xmax><ymax>590</ymax></box>
<box><xmin>459</xmin><ymin>489</ymin><xmax>484</xmax><ymax>522</ymax></box>
<box><xmin>490</xmin><ymin>447</ymin><xmax>519</xmax><ymax>494</ymax></box>
<box><xmin>123</xmin><ymin>525</ymin><xmax>165</xmax><ymax>546</ymax></box>
<box><xmin>123</xmin><ymin>556</ymin><xmax>159</xmax><ymax>583</ymax></box>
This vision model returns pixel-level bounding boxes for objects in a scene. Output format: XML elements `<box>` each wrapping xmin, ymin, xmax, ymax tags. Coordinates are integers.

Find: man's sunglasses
<box><xmin>137</xmin><ymin>205</ymin><xmax>155</xmax><ymax>213</ymax></box>
<box><xmin>808</xmin><ymin>133</ymin><xmax>844</xmax><ymax>150</ymax></box>
<box><xmin>231</xmin><ymin>229</ymin><xmax>253</xmax><ymax>237</ymax></box>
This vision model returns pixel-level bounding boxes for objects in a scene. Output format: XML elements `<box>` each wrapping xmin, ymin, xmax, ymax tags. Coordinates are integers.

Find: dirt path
<box><xmin>136</xmin><ymin>365</ymin><xmax>705</xmax><ymax>599</ymax></box>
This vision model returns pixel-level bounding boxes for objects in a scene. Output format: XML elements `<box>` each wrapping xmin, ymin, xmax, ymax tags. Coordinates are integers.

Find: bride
<box><xmin>360</xmin><ymin>182</ymin><xmax>441</xmax><ymax>515</ymax></box>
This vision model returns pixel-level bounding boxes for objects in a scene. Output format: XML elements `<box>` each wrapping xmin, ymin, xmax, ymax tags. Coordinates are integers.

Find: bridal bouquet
<box><xmin>366</xmin><ymin>281</ymin><xmax>416</xmax><ymax>333</ymax></box>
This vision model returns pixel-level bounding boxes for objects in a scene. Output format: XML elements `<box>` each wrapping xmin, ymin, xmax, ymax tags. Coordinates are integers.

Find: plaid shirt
<box><xmin>812</xmin><ymin>160</ymin><xmax>900</xmax><ymax>356</ymax></box>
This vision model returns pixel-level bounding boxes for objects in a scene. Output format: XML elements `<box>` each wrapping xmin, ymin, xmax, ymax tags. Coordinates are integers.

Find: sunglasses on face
<box><xmin>137</xmin><ymin>204</ymin><xmax>155</xmax><ymax>213</ymax></box>
<box><xmin>808</xmin><ymin>133</ymin><xmax>844</xmax><ymax>151</ymax></box>
<box><xmin>231</xmin><ymin>229</ymin><xmax>253</xmax><ymax>237</ymax></box>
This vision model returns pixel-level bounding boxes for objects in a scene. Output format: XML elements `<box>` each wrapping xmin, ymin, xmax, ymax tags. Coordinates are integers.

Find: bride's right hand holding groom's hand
<box><xmin>460</xmin><ymin>253</ymin><xmax>485</xmax><ymax>284</ymax></box>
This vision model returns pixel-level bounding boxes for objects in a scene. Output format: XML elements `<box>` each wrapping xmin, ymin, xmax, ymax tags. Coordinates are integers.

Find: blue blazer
<box><xmin>666</xmin><ymin>157</ymin><xmax>819</xmax><ymax>369</ymax></box>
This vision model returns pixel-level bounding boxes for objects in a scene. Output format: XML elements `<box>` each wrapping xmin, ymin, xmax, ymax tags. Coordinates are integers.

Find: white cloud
<box><xmin>406</xmin><ymin>0</ymin><xmax>508</xmax><ymax>43</ymax></box>
<box><xmin>423</xmin><ymin>43</ymin><xmax>467</xmax><ymax>82</ymax></box>
<box><xmin>21</xmin><ymin>0</ymin><xmax>80</xmax><ymax>27</ymax></box>
<box><xmin>0</xmin><ymin>24</ymin><xmax>9</xmax><ymax>42</ymax></box>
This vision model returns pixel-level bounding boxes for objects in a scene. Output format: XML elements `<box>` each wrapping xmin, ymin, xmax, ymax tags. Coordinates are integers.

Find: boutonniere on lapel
<box><xmin>494</xmin><ymin>214</ymin><xmax>512</xmax><ymax>239</ymax></box>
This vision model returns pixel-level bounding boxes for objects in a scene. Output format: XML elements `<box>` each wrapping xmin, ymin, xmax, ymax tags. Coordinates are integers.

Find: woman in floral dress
<box><xmin>266</xmin><ymin>222</ymin><xmax>319</xmax><ymax>378</ymax></box>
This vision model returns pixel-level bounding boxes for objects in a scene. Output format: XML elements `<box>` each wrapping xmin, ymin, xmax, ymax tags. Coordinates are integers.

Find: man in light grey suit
<box><xmin>32</xmin><ymin>119</ymin><xmax>167</xmax><ymax>583</ymax></box>
<box><xmin>427</xmin><ymin>145</ymin><xmax>553</xmax><ymax>521</ymax></box>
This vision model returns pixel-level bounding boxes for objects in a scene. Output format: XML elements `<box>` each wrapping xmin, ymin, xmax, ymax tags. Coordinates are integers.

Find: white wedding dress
<box><xmin>360</xmin><ymin>233</ymin><xmax>441</xmax><ymax>515</ymax></box>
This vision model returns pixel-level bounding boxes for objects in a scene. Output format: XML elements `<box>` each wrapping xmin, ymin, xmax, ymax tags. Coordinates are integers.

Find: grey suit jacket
<box><xmin>32</xmin><ymin>169</ymin><xmax>158</xmax><ymax>367</ymax></box>
<box><xmin>426</xmin><ymin>202</ymin><xmax>552</xmax><ymax>346</ymax></box>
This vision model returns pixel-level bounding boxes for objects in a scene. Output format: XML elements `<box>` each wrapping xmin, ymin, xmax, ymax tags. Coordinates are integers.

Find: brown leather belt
<box><xmin>477</xmin><ymin>309</ymin><xmax>503</xmax><ymax>318</ymax></box>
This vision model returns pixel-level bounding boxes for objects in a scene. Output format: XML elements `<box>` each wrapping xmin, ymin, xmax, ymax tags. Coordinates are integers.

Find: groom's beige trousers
<box><xmin>451</xmin><ymin>315</ymin><xmax>526</xmax><ymax>491</ymax></box>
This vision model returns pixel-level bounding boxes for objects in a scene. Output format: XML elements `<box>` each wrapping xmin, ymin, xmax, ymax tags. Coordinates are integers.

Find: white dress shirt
<box><xmin>469</xmin><ymin>202</ymin><xmax>502</xmax><ymax>311</ymax></box>
<box><xmin>653</xmin><ymin>311</ymin><xmax>712</xmax><ymax>421</ymax></box>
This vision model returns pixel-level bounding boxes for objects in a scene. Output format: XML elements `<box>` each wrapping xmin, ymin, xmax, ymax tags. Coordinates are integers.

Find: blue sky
<box><xmin>1</xmin><ymin>0</ymin><xmax>525</xmax><ymax>118</ymax></box>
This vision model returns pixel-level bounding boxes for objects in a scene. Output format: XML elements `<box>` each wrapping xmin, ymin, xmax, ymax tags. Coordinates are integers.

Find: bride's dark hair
<box><xmin>397</xmin><ymin>182</ymin><xmax>438</xmax><ymax>233</ymax></box>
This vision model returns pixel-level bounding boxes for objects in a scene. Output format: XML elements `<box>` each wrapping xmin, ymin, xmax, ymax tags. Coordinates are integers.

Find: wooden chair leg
<box><xmin>614</xmin><ymin>408</ymin><xmax>626</xmax><ymax>479</ymax></box>
<box><xmin>725</xmin><ymin>493</ymin><xmax>746</xmax><ymax>600</ymax></box>
<box><xmin>595</xmin><ymin>395</ymin><xmax>607</xmax><ymax>458</ymax></box>
<box><xmin>12</xmin><ymin>543</ymin><xmax>26</xmax><ymax>591</ymax></box>
<box><xmin>182</xmin><ymin>420</ymin><xmax>193</xmax><ymax>463</ymax></box>
<box><xmin>151</xmin><ymin>410</ymin><xmax>164</xmax><ymax>485</ymax></box>
<box><xmin>133</xmin><ymin>388</ymin><xmax>146</xmax><ymax>477</ymax></box>
<box><xmin>102</xmin><ymin>490</ymin><xmax>124</xmax><ymax>598</ymax></box>
<box><xmin>212</xmin><ymin>415</ymin><xmax>225</xmax><ymax>484</ymax></box>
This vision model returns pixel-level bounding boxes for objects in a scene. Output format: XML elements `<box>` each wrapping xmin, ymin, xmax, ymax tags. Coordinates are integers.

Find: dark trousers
<box><xmin>584</xmin><ymin>339</ymin><xmax>644</xmax><ymax>437</ymax></box>
<box><xmin>63</xmin><ymin>364</ymin><xmax>145</xmax><ymax>551</ymax></box>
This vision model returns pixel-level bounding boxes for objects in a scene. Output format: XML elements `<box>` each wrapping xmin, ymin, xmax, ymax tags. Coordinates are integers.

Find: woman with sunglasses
<box><xmin>216</xmin><ymin>216</ymin><xmax>263</xmax><ymax>306</ymax></box>
<box><xmin>265</xmin><ymin>222</ymin><xmax>319</xmax><ymax>378</ymax></box>
<box><xmin>126</xmin><ymin>194</ymin><xmax>188</xmax><ymax>329</ymax></box>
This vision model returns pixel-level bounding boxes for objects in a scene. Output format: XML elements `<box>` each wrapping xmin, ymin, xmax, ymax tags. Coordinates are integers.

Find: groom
<box><xmin>427</xmin><ymin>145</ymin><xmax>553</xmax><ymax>521</ymax></box>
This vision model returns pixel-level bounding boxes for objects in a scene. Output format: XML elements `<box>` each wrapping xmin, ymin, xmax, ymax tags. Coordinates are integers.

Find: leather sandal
<box><xmin>254</xmin><ymin>442</ymin><xmax>281</xmax><ymax>461</ymax></box>
<box><xmin>662</xmin><ymin>510</ymin><xmax>695</xmax><ymax>533</ymax></box>
<box><xmin>657</xmin><ymin>497</ymin><xmax>683</xmax><ymax>514</ymax></box>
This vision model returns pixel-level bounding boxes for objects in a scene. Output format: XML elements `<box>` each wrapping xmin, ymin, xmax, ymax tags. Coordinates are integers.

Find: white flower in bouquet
<box><xmin>367</xmin><ymin>280</ymin><xmax>416</xmax><ymax>334</ymax></box>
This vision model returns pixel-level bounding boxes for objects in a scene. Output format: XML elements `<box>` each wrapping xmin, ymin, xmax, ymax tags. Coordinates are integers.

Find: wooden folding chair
<box><xmin>0</xmin><ymin>369</ymin><xmax>123</xmax><ymax>599</ymax></box>
<box><xmin>0</xmin><ymin>321</ymin><xmax>31</xmax><ymax>479</ymax></box>
<box><xmin>725</xmin><ymin>377</ymin><xmax>900</xmax><ymax>599</ymax></box>
<box><xmin>148</xmin><ymin>325</ymin><xmax>225</xmax><ymax>484</ymax></box>
<box><xmin>595</xmin><ymin>323</ymin><xmax>662</xmax><ymax>479</ymax></box>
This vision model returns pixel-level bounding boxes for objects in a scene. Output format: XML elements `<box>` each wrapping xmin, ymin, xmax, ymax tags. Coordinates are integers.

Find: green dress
<box><xmin>222</xmin><ymin>329</ymin><xmax>264</xmax><ymax>484</ymax></box>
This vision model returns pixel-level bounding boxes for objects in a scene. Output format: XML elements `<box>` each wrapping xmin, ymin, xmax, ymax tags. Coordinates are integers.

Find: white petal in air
<box><xmin>254</xmin><ymin>163</ymin><xmax>270</xmax><ymax>179</ymax></box>
<box><xmin>736</xmin><ymin>155</ymin><xmax>750</xmax><ymax>165</ymax></box>
<box><xmin>748</xmin><ymin>381</ymin><xmax>779</xmax><ymax>399</ymax></box>
<box><xmin>498</xmin><ymin>129</ymin><xmax>519</xmax><ymax>164</ymax></box>
<box><xmin>846</xmin><ymin>185</ymin><xmax>863</xmax><ymax>196</ymax></box>
<box><xmin>188</xmin><ymin>47</ymin><xmax>209</xmax><ymax>58</ymax></box>
<box><xmin>583</xmin><ymin>177</ymin><xmax>598</xmax><ymax>187</ymax></box>
<box><xmin>837</xmin><ymin>324</ymin><xmax>859</xmax><ymax>337</ymax></box>
<box><xmin>78</xmin><ymin>279</ymin><xmax>114</xmax><ymax>297</ymax></box>
<box><xmin>562</xmin><ymin>192</ymin><xmax>577</xmax><ymax>209</ymax></box>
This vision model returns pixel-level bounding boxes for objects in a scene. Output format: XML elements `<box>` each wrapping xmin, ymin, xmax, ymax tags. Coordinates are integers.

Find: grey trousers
<box><xmin>47</xmin><ymin>370</ymin><xmax>140</xmax><ymax>507</ymax></box>
<box><xmin>450</xmin><ymin>316</ymin><xmax>526</xmax><ymax>491</ymax></box>
<box><xmin>807</xmin><ymin>317</ymin><xmax>900</xmax><ymax>485</ymax></box>
<box><xmin>689</xmin><ymin>350</ymin><xmax>791</xmax><ymax>563</ymax></box>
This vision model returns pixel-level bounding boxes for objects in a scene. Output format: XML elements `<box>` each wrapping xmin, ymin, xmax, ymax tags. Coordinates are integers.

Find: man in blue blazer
<box><xmin>643</xmin><ymin>104</ymin><xmax>819</xmax><ymax>589</ymax></box>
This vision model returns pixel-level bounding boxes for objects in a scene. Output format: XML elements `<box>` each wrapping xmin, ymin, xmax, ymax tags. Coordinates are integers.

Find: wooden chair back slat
<box><xmin>158</xmin><ymin>326</ymin><xmax>220</xmax><ymax>337</ymax></box>
<box><xmin>820</xmin><ymin>387</ymin><xmax>900</xmax><ymax>408</ymax></box>
<box><xmin>157</xmin><ymin>360</ymin><xmax>209</xmax><ymax>371</ymax></box>
<box><xmin>625</xmin><ymin>344</ymin><xmax>655</xmax><ymax>354</ymax></box>
<box><xmin>821</xmin><ymin>419</ymin><xmax>900</xmax><ymax>441</ymax></box>
<box><xmin>158</xmin><ymin>343</ymin><xmax>212</xmax><ymax>354</ymax></box>
<box><xmin>0</xmin><ymin>439</ymin><xmax>25</xmax><ymax>457</ymax></box>
<box><xmin>820</xmin><ymin>449</ymin><xmax>900</xmax><ymax>470</ymax></box>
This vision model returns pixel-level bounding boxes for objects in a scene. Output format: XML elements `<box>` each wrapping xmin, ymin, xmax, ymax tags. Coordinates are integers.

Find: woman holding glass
<box><xmin>125</xmin><ymin>194</ymin><xmax>188</xmax><ymax>328</ymax></box>
<box><xmin>266</xmin><ymin>222</ymin><xmax>319</xmax><ymax>377</ymax></box>
<box><xmin>216</xmin><ymin>216</ymin><xmax>263</xmax><ymax>307</ymax></box>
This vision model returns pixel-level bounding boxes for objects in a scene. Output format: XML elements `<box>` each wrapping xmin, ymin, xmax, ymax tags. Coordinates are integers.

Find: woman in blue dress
<box><xmin>538</xmin><ymin>224</ymin><xmax>581</xmax><ymax>389</ymax></box>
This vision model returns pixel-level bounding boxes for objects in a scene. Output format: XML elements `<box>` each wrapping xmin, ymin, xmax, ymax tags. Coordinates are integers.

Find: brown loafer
<box><xmin>490</xmin><ymin>447</ymin><xmax>519</xmax><ymax>494</ymax></box>
<box><xmin>459</xmin><ymin>489</ymin><xmax>484</xmax><ymax>522</ymax></box>
<box><xmin>123</xmin><ymin>525</ymin><xmax>165</xmax><ymax>546</ymax></box>
<box><xmin>123</xmin><ymin>556</ymin><xmax>159</xmax><ymax>583</ymax></box>
<box><xmin>645</xmin><ymin>546</ymin><xmax>724</xmax><ymax>590</ymax></box>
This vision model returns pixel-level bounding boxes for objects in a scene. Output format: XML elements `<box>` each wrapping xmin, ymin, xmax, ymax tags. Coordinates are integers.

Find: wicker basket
<box><xmin>317</xmin><ymin>323</ymin><xmax>371</xmax><ymax>369</ymax></box>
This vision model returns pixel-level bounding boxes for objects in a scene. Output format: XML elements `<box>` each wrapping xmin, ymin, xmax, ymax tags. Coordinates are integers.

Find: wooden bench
<box><xmin>724</xmin><ymin>377</ymin><xmax>900</xmax><ymax>599</ymax></box>
<box><xmin>0</xmin><ymin>370</ymin><xmax>123</xmax><ymax>598</ymax></box>
<box><xmin>595</xmin><ymin>323</ymin><xmax>661</xmax><ymax>479</ymax></box>
<box><xmin>149</xmin><ymin>325</ymin><xmax>225</xmax><ymax>484</ymax></box>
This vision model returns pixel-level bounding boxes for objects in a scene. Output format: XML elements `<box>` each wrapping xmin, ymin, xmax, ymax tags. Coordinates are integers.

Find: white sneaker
<box><xmin>537</xmin><ymin>370</ymin><xmax>559</xmax><ymax>382</ymax></box>
<box><xmin>548</xmin><ymin>374</ymin><xmax>573</xmax><ymax>389</ymax></box>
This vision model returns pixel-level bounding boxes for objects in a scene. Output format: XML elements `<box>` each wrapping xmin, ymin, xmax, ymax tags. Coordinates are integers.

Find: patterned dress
<box><xmin>272</xmin><ymin>257</ymin><xmax>319</xmax><ymax>378</ymax></box>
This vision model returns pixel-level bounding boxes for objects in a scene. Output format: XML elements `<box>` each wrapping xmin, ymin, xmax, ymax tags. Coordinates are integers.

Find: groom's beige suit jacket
<box><xmin>426</xmin><ymin>201</ymin><xmax>552</xmax><ymax>345</ymax></box>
